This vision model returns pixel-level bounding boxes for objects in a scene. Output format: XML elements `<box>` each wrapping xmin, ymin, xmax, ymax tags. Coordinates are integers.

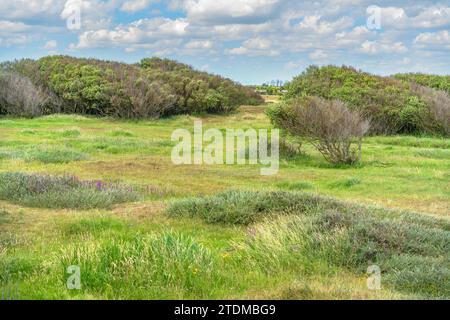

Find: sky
<box><xmin>0</xmin><ymin>0</ymin><xmax>449</xmax><ymax>84</ymax></box>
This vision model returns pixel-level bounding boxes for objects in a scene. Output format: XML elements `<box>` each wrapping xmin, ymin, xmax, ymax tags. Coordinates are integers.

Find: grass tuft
<box><xmin>25</xmin><ymin>148</ymin><xmax>88</xmax><ymax>164</ymax></box>
<box><xmin>60</xmin><ymin>232</ymin><xmax>220</xmax><ymax>298</ymax></box>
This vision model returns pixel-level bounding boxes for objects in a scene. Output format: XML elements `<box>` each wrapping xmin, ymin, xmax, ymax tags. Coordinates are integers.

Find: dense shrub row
<box><xmin>0</xmin><ymin>56</ymin><xmax>263</xmax><ymax>118</ymax></box>
<box><xmin>286</xmin><ymin>66</ymin><xmax>450</xmax><ymax>136</ymax></box>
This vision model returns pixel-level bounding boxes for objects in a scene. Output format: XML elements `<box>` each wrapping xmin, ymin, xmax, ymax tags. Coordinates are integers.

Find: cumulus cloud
<box><xmin>185</xmin><ymin>39</ymin><xmax>213</xmax><ymax>49</ymax></box>
<box><xmin>309</xmin><ymin>49</ymin><xmax>328</xmax><ymax>62</ymax></box>
<box><xmin>121</xmin><ymin>0</ymin><xmax>154</xmax><ymax>13</ymax></box>
<box><xmin>359</xmin><ymin>40</ymin><xmax>407</xmax><ymax>54</ymax></box>
<box><xmin>171</xmin><ymin>0</ymin><xmax>281</xmax><ymax>24</ymax></box>
<box><xmin>414</xmin><ymin>30</ymin><xmax>450</xmax><ymax>48</ymax></box>
<box><xmin>228</xmin><ymin>37</ymin><xmax>279</xmax><ymax>56</ymax></box>
<box><xmin>72</xmin><ymin>17</ymin><xmax>189</xmax><ymax>49</ymax></box>
<box><xmin>43</xmin><ymin>40</ymin><xmax>58</xmax><ymax>50</ymax></box>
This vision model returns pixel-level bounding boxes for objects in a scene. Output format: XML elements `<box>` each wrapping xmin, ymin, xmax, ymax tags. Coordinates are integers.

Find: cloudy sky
<box><xmin>0</xmin><ymin>0</ymin><xmax>449</xmax><ymax>84</ymax></box>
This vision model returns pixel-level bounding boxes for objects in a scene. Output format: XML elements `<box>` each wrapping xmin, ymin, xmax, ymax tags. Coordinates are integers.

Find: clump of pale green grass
<box><xmin>60</xmin><ymin>232</ymin><xmax>220</xmax><ymax>298</ymax></box>
<box><xmin>25</xmin><ymin>147</ymin><xmax>88</xmax><ymax>164</ymax></box>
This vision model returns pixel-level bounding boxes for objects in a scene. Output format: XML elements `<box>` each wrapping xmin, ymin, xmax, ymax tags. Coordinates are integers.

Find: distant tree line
<box><xmin>0</xmin><ymin>56</ymin><xmax>264</xmax><ymax>118</ymax></box>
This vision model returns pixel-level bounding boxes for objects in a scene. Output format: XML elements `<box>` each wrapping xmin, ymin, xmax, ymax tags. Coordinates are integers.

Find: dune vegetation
<box><xmin>0</xmin><ymin>58</ymin><xmax>449</xmax><ymax>300</ymax></box>
<box><xmin>0</xmin><ymin>100</ymin><xmax>449</xmax><ymax>299</ymax></box>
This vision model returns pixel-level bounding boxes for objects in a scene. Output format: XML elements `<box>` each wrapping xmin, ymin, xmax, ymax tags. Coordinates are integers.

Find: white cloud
<box><xmin>121</xmin><ymin>0</ymin><xmax>152</xmax><ymax>13</ymax></box>
<box><xmin>414</xmin><ymin>30</ymin><xmax>450</xmax><ymax>49</ymax></box>
<box><xmin>379</xmin><ymin>5</ymin><xmax>450</xmax><ymax>29</ymax></box>
<box><xmin>73</xmin><ymin>18</ymin><xmax>189</xmax><ymax>49</ymax></box>
<box><xmin>359</xmin><ymin>40</ymin><xmax>407</xmax><ymax>55</ymax></box>
<box><xmin>173</xmin><ymin>0</ymin><xmax>280</xmax><ymax>24</ymax></box>
<box><xmin>298</xmin><ymin>15</ymin><xmax>353</xmax><ymax>34</ymax></box>
<box><xmin>0</xmin><ymin>0</ymin><xmax>65</xmax><ymax>20</ymax></box>
<box><xmin>44</xmin><ymin>40</ymin><xmax>58</xmax><ymax>50</ymax></box>
<box><xmin>60</xmin><ymin>0</ymin><xmax>117</xmax><ymax>30</ymax></box>
<box><xmin>185</xmin><ymin>39</ymin><xmax>213</xmax><ymax>49</ymax></box>
<box><xmin>0</xmin><ymin>20</ymin><xmax>30</xmax><ymax>33</ymax></box>
<box><xmin>228</xmin><ymin>37</ymin><xmax>279</xmax><ymax>56</ymax></box>
<box><xmin>309</xmin><ymin>49</ymin><xmax>328</xmax><ymax>62</ymax></box>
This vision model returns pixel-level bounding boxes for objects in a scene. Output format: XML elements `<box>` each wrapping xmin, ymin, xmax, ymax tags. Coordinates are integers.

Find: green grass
<box><xmin>25</xmin><ymin>148</ymin><xmax>88</xmax><ymax>164</ymax></box>
<box><xmin>0</xmin><ymin>109</ymin><xmax>448</xmax><ymax>300</ymax></box>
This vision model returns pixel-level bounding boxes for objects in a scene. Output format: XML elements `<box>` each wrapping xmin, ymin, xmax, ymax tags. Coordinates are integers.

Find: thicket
<box><xmin>395</xmin><ymin>73</ymin><xmax>450</xmax><ymax>94</ymax></box>
<box><xmin>0</xmin><ymin>56</ymin><xmax>263</xmax><ymax>118</ymax></box>
<box><xmin>286</xmin><ymin>66</ymin><xmax>450</xmax><ymax>136</ymax></box>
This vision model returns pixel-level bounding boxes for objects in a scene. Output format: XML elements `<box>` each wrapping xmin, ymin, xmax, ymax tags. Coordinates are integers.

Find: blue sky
<box><xmin>0</xmin><ymin>0</ymin><xmax>449</xmax><ymax>84</ymax></box>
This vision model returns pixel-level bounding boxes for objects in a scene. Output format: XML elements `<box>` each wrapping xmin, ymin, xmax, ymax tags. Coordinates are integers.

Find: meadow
<box><xmin>0</xmin><ymin>103</ymin><xmax>449</xmax><ymax>300</ymax></box>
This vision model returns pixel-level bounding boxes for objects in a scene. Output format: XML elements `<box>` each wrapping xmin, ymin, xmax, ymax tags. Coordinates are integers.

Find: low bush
<box><xmin>168</xmin><ymin>190</ymin><xmax>450</xmax><ymax>298</ymax></box>
<box><xmin>268</xmin><ymin>96</ymin><xmax>370</xmax><ymax>164</ymax></box>
<box><xmin>167</xmin><ymin>190</ymin><xmax>339</xmax><ymax>225</ymax></box>
<box><xmin>0</xmin><ymin>172</ymin><xmax>140</xmax><ymax>209</ymax></box>
<box><xmin>239</xmin><ymin>212</ymin><xmax>449</xmax><ymax>298</ymax></box>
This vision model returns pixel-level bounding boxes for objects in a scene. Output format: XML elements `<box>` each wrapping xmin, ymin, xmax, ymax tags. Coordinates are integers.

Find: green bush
<box><xmin>1</xmin><ymin>56</ymin><xmax>263</xmax><ymax>118</ymax></box>
<box><xmin>268</xmin><ymin>97</ymin><xmax>370</xmax><ymax>165</ymax></box>
<box><xmin>0</xmin><ymin>172</ymin><xmax>140</xmax><ymax>209</ymax></box>
<box><xmin>395</xmin><ymin>73</ymin><xmax>450</xmax><ymax>94</ymax></box>
<box><xmin>286</xmin><ymin>65</ymin><xmax>448</xmax><ymax>135</ymax></box>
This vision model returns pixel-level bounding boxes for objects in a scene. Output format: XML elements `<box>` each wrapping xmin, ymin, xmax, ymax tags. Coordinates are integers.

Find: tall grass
<box><xmin>60</xmin><ymin>232</ymin><xmax>221</xmax><ymax>298</ymax></box>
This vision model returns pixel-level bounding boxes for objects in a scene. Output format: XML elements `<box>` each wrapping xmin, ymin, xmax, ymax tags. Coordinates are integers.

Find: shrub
<box><xmin>167</xmin><ymin>190</ymin><xmax>339</xmax><ymax>225</ymax></box>
<box><xmin>0</xmin><ymin>172</ymin><xmax>140</xmax><ymax>209</ymax></box>
<box><xmin>0</xmin><ymin>72</ymin><xmax>49</xmax><ymax>117</ymax></box>
<box><xmin>395</xmin><ymin>73</ymin><xmax>450</xmax><ymax>94</ymax></box>
<box><xmin>409</xmin><ymin>84</ymin><xmax>450</xmax><ymax>136</ymax></box>
<box><xmin>269</xmin><ymin>97</ymin><xmax>370</xmax><ymax>164</ymax></box>
<box><xmin>286</xmin><ymin>65</ymin><xmax>446</xmax><ymax>135</ymax></box>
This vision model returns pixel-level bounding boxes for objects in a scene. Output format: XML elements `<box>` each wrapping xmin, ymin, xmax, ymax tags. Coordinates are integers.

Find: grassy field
<box><xmin>0</xmin><ymin>103</ymin><xmax>449</xmax><ymax>300</ymax></box>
